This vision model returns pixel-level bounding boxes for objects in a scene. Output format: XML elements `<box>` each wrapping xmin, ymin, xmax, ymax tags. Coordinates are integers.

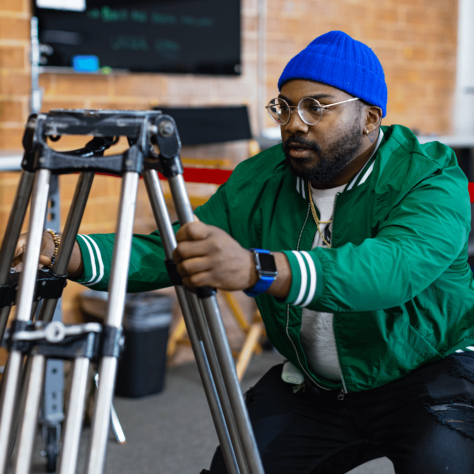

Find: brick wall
<box><xmin>0</xmin><ymin>0</ymin><xmax>459</xmax><ymax>322</ymax></box>
<box><xmin>266</xmin><ymin>0</ymin><xmax>458</xmax><ymax>134</ymax></box>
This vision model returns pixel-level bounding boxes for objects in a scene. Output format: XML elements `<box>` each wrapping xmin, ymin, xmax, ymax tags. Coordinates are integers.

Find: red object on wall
<box><xmin>469</xmin><ymin>183</ymin><xmax>474</xmax><ymax>203</ymax></box>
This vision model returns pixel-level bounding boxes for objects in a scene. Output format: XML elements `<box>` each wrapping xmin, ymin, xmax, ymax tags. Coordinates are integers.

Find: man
<box><xmin>15</xmin><ymin>31</ymin><xmax>474</xmax><ymax>473</ymax></box>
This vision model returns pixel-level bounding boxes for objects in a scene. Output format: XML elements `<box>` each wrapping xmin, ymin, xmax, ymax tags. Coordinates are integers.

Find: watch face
<box><xmin>258</xmin><ymin>252</ymin><xmax>277</xmax><ymax>274</ymax></box>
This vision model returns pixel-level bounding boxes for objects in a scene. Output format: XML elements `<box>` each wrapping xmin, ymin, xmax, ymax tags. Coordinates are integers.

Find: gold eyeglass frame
<box><xmin>266</xmin><ymin>96</ymin><xmax>360</xmax><ymax>126</ymax></box>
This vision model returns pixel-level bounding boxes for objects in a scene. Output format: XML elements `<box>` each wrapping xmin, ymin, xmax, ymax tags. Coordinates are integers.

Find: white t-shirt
<box><xmin>299</xmin><ymin>183</ymin><xmax>346</xmax><ymax>382</ymax></box>
<box><xmin>297</xmin><ymin>132</ymin><xmax>384</xmax><ymax>383</ymax></box>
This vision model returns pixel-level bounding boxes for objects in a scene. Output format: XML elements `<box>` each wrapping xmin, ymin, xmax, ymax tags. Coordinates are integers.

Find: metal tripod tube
<box><xmin>0</xmin><ymin>170</ymin><xmax>35</xmax><ymax>344</ymax></box>
<box><xmin>178</xmin><ymin>288</ymin><xmax>240</xmax><ymax>474</ymax></box>
<box><xmin>167</xmin><ymin>175</ymin><xmax>195</xmax><ymax>223</ymax></box>
<box><xmin>92</xmin><ymin>374</ymin><xmax>126</xmax><ymax>444</ymax></box>
<box><xmin>110</xmin><ymin>403</ymin><xmax>126</xmax><ymax>444</ymax></box>
<box><xmin>143</xmin><ymin>168</ymin><xmax>240</xmax><ymax>474</ymax></box>
<box><xmin>168</xmin><ymin>174</ymin><xmax>264</xmax><ymax>474</ymax></box>
<box><xmin>38</xmin><ymin>172</ymin><xmax>95</xmax><ymax>324</ymax></box>
<box><xmin>15</xmin><ymin>169</ymin><xmax>51</xmax><ymax>321</ymax></box>
<box><xmin>186</xmin><ymin>292</ymin><xmax>248</xmax><ymax>474</ymax></box>
<box><xmin>12</xmin><ymin>354</ymin><xmax>46</xmax><ymax>474</ymax></box>
<box><xmin>57</xmin><ymin>357</ymin><xmax>90</xmax><ymax>474</ymax></box>
<box><xmin>201</xmin><ymin>296</ymin><xmax>263</xmax><ymax>474</ymax></box>
<box><xmin>84</xmin><ymin>171</ymin><xmax>139</xmax><ymax>474</ymax></box>
<box><xmin>0</xmin><ymin>307</ymin><xmax>11</xmax><ymax>347</ymax></box>
<box><xmin>0</xmin><ymin>169</ymin><xmax>51</xmax><ymax>474</ymax></box>
<box><xmin>0</xmin><ymin>170</ymin><xmax>35</xmax><ymax>283</ymax></box>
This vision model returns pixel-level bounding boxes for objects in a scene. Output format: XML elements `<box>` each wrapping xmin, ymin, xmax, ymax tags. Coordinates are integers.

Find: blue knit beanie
<box><xmin>278</xmin><ymin>31</ymin><xmax>387</xmax><ymax>117</ymax></box>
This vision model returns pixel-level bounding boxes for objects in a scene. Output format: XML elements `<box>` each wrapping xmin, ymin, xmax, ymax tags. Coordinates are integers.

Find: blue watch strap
<box><xmin>244</xmin><ymin>249</ymin><xmax>277</xmax><ymax>297</ymax></box>
<box><xmin>244</xmin><ymin>275</ymin><xmax>274</xmax><ymax>297</ymax></box>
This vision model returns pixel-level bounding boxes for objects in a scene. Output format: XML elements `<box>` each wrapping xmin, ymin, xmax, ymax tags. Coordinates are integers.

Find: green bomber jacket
<box><xmin>75</xmin><ymin>124</ymin><xmax>474</xmax><ymax>393</ymax></box>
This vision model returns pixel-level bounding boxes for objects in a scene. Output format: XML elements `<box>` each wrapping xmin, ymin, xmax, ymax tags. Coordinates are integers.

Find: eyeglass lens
<box><xmin>267</xmin><ymin>98</ymin><xmax>323</xmax><ymax>126</ymax></box>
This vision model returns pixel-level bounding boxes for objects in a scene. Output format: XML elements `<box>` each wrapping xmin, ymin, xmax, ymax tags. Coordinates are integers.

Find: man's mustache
<box><xmin>282</xmin><ymin>135</ymin><xmax>321</xmax><ymax>153</ymax></box>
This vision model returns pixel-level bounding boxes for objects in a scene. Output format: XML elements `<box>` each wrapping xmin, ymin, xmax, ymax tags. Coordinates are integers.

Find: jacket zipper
<box><xmin>286</xmin><ymin>203</ymin><xmax>330</xmax><ymax>393</ymax></box>
<box><xmin>287</xmin><ymin>198</ymin><xmax>347</xmax><ymax>399</ymax></box>
<box><xmin>332</xmin><ymin>192</ymin><xmax>348</xmax><ymax>400</ymax></box>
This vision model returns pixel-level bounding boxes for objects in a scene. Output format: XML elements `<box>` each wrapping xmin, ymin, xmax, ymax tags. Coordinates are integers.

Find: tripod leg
<box><xmin>83</xmin><ymin>171</ymin><xmax>139</xmax><ymax>474</ymax></box>
<box><xmin>15</xmin><ymin>169</ymin><xmax>51</xmax><ymax>318</ymax></box>
<box><xmin>93</xmin><ymin>374</ymin><xmax>126</xmax><ymax>445</ymax></box>
<box><xmin>0</xmin><ymin>170</ymin><xmax>35</xmax><ymax>283</ymax></box>
<box><xmin>0</xmin><ymin>307</ymin><xmax>11</xmax><ymax>348</ymax></box>
<box><xmin>179</xmin><ymin>288</ymin><xmax>240</xmax><ymax>474</ymax></box>
<box><xmin>186</xmin><ymin>292</ymin><xmax>248</xmax><ymax>474</ymax></box>
<box><xmin>57</xmin><ymin>357</ymin><xmax>90</xmax><ymax>474</ymax></box>
<box><xmin>38</xmin><ymin>172</ymin><xmax>95</xmax><ymax>324</ymax></box>
<box><xmin>110</xmin><ymin>403</ymin><xmax>126</xmax><ymax>445</ymax></box>
<box><xmin>200</xmin><ymin>296</ymin><xmax>263</xmax><ymax>473</ymax></box>
<box><xmin>143</xmin><ymin>170</ymin><xmax>241</xmax><ymax>474</ymax></box>
<box><xmin>0</xmin><ymin>169</ymin><xmax>51</xmax><ymax>474</ymax></box>
<box><xmin>12</xmin><ymin>354</ymin><xmax>46</xmax><ymax>474</ymax></box>
<box><xmin>0</xmin><ymin>170</ymin><xmax>35</xmax><ymax>344</ymax></box>
<box><xmin>168</xmin><ymin>175</ymin><xmax>264</xmax><ymax>474</ymax></box>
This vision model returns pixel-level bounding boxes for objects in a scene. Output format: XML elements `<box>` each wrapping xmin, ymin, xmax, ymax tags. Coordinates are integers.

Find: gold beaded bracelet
<box><xmin>45</xmin><ymin>228</ymin><xmax>61</xmax><ymax>268</ymax></box>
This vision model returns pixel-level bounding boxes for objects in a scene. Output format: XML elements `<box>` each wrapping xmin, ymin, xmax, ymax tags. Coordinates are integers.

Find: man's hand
<box><xmin>173</xmin><ymin>221</ymin><xmax>258</xmax><ymax>291</ymax></box>
<box><xmin>173</xmin><ymin>219</ymin><xmax>292</xmax><ymax>298</ymax></box>
<box><xmin>12</xmin><ymin>231</ymin><xmax>84</xmax><ymax>279</ymax></box>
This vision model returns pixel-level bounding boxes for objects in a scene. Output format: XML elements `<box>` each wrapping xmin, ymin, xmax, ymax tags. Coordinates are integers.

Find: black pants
<box><xmin>209</xmin><ymin>352</ymin><xmax>474</xmax><ymax>474</ymax></box>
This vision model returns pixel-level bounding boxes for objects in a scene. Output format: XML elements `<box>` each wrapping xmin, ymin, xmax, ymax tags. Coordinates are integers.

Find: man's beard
<box><xmin>282</xmin><ymin>123</ymin><xmax>363</xmax><ymax>183</ymax></box>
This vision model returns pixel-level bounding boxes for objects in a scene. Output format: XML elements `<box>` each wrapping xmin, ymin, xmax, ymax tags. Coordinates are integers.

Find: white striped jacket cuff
<box><xmin>75</xmin><ymin>234</ymin><xmax>105</xmax><ymax>288</ymax></box>
<box><xmin>282</xmin><ymin>250</ymin><xmax>323</xmax><ymax>308</ymax></box>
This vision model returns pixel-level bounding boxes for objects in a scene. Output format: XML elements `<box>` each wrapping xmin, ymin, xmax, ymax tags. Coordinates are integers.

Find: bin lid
<box><xmin>80</xmin><ymin>290</ymin><xmax>175</xmax><ymax>329</ymax></box>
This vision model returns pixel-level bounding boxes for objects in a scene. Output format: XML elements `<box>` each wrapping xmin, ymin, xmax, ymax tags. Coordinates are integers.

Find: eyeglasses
<box><xmin>265</xmin><ymin>96</ymin><xmax>360</xmax><ymax>126</ymax></box>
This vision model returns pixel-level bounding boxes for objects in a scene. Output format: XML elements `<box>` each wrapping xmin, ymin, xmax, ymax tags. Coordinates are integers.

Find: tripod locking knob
<box><xmin>158</xmin><ymin>120</ymin><xmax>174</xmax><ymax>138</ymax></box>
<box><xmin>44</xmin><ymin>321</ymin><xmax>66</xmax><ymax>343</ymax></box>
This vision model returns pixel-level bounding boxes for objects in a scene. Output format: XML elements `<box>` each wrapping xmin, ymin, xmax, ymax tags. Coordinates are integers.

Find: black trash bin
<box><xmin>80</xmin><ymin>290</ymin><xmax>174</xmax><ymax>398</ymax></box>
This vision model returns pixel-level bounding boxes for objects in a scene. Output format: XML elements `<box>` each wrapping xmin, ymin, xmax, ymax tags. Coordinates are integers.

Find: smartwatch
<box><xmin>243</xmin><ymin>249</ymin><xmax>278</xmax><ymax>297</ymax></box>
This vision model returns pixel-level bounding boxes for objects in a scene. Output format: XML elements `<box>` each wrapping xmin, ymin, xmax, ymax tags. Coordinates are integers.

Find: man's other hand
<box><xmin>12</xmin><ymin>231</ymin><xmax>56</xmax><ymax>272</ymax></box>
<box><xmin>12</xmin><ymin>231</ymin><xmax>84</xmax><ymax>279</ymax></box>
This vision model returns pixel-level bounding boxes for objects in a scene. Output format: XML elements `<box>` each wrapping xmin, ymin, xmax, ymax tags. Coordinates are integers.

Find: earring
<box><xmin>364</xmin><ymin>129</ymin><xmax>369</xmax><ymax>136</ymax></box>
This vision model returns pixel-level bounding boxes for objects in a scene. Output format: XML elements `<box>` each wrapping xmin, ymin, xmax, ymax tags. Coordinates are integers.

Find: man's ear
<box><xmin>365</xmin><ymin>106</ymin><xmax>383</xmax><ymax>135</ymax></box>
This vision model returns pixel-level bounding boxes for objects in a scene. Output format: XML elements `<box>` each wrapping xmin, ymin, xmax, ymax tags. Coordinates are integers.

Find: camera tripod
<box><xmin>0</xmin><ymin>109</ymin><xmax>264</xmax><ymax>474</ymax></box>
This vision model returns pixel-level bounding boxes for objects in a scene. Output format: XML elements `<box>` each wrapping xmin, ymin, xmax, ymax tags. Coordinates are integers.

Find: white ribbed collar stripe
<box><xmin>346</xmin><ymin>129</ymin><xmax>384</xmax><ymax>191</ymax></box>
<box><xmin>292</xmin><ymin>251</ymin><xmax>308</xmax><ymax>306</ymax></box>
<box><xmin>82</xmin><ymin>235</ymin><xmax>104</xmax><ymax>286</ymax></box>
<box><xmin>77</xmin><ymin>235</ymin><xmax>97</xmax><ymax>285</ymax></box>
<box><xmin>296</xmin><ymin>177</ymin><xmax>307</xmax><ymax>200</ymax></box>
<box><xmin>359</xmin><ymin>161</ymin><xmax>376</xmax><ymax>185</ymax></box>
<box><xmin>300</xmin><ymin>251</ymin><xmax>316</xmax><ymax>307</ymax></box>
<box><xmin>346</xmin><ymin>165</ymin><xmax>365</xmax><ymax>191</ymax></box>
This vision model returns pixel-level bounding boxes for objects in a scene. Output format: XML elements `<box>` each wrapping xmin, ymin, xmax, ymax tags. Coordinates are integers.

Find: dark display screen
<box><xmin>34</xmin><ymin>0</ymin><xmax>241</xmax><ymax>75</ymax></box>
<box><xmin>258</xmin><ymin>253</ymin><xmax>277</xmax><ymax>274</ymax></box>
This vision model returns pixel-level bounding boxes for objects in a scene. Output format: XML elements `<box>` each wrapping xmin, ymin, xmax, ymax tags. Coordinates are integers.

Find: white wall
<box><xmin>454</xmin><ymin>0</ymin><xmax>474</xmax><ymax>135</ymax></box>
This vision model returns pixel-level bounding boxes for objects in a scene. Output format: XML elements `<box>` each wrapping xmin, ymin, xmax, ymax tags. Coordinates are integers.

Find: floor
<box><xmin>29</xmin><ymin>351</ymin><xmax>395</xmax><ymax>474</ymax></box>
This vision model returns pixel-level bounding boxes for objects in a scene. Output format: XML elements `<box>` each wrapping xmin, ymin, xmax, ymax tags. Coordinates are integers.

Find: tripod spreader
<box><xmin>0</xmin><ymin>270</ymin><xmax>67</xmax><ymax>310</ymax></box>
<box><xmin>6</xmin><ymin>320</ymin><xmax>124</xmax><ymax>364</ymax></box>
